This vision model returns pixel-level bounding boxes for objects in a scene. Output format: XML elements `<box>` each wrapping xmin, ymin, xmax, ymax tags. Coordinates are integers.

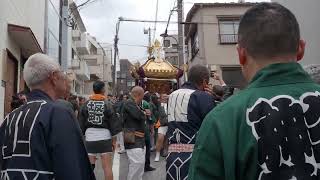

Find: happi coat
<box><xmin>167</xmin><ymin>82</ymin><xmax>216</xmax><ymax>180</ymax></box>
<box><xmin>0</xmin><ymin>90</ymin><xmax>95</xmax><ymax>180</ymax></box>
<box><xmin>189</xmin><ymin>63</ymin><xmax>320</xmax><ymax>180</ymax></box>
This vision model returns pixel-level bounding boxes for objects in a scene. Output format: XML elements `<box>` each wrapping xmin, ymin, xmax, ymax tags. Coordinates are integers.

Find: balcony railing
<box><xmin>71</xmin><ymin>58</ymin><xmax>90</xmax><ymax>81</ymax></box>
<box><xmin>72</xmin><ymin>30</ymin><xmax>90</xmax><ymax>55</ymax></box>
<box><xmin>219</xmin><ymin>34</ymin><xmax>238</xmax><ymax>44</ymax></box>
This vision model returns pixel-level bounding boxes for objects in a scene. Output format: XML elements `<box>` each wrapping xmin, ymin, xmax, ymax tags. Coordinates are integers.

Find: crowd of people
<box><xmin>1</xmin><ymin>2</ymin><xmax>320</xmax><ymax>180</ymax></box>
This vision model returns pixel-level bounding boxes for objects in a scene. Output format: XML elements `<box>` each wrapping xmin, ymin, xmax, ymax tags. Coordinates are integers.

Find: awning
<box><xmin>7</xmin><ymin>24</ymin><xmax>43</xmax><ymax>57</ymax></box>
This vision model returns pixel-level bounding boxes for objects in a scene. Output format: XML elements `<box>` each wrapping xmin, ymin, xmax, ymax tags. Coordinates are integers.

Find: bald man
<box><xmin>122</xmin><ymin>86</ymin><xmax>147</xmax><ymax>180</ymax></box>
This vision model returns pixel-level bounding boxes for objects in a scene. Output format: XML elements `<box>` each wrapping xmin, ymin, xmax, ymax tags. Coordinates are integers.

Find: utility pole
<box><xmin>145</xmin><ymin>27</ymin><xmax>152</xmax><ymax>58</ymax></box>
<box><xmin>113</xmin><ymin>19</ymin><xmax>121</xmax><ymax>94</ymax></box>
<box><xmin>148</xmin><ymin>27</ymin><xmax>151</xmax><ymax>47</ymax></box>
<box><xmin>148</xmin><ymin>27</ymin><xmax>152</xmax><ymax>58</ymax></box>
<box><xmin>177</xmin><ymin>0</ymin><xmax>187</xmax><ymax>82</ymax></box>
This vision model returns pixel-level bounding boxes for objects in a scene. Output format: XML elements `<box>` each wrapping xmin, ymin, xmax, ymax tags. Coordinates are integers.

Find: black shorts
<box><xmin>85</xmin><ymin>139</ymin><xmax>112</xmax><ymax>154</ymax></box>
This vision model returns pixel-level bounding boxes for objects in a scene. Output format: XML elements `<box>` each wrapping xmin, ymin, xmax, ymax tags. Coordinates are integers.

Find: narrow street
<box><xmin>94</xmin><ymin>150</ymin><xmax>166</xmax><ymax>180</ymax></box>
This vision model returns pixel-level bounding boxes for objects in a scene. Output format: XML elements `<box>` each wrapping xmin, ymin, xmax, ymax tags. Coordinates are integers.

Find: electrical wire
<box><xmin>162</xmin><ymin>0</ymin><xmax>178</xmax><ymax>38</ymax></box>
<box><xmin>76</xmin><ymin>0</ymin><xmax>97</xmax><ymax>9</ymax></box>
<box><xmin>102</xmin><ymin>43</ymin><xmax>149</xmax><ymax>48</ymax></box>
<box><xmin>120</xmin><ymin>18</ymin><xmax>219</xmax><ymax>25</ymax></box>
<box><xmin>119</xmin><ymin>44</ymin><xmax>149</xmax><ymax>48</ymax></box>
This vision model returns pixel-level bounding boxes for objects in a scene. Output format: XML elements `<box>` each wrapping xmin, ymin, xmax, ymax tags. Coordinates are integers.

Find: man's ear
<box><xmin>50</xmin><ymin>71</ymin><xmax>59</xmax><ymax>86</ymax></box>
<box><xmin>297</xmin><ymin>40</ymin><xmax>306</xmax><ymax>61</ymax></box>
<box><xmin>237</xmin><ymin>44</ymin><xmax>247</xmax><ymax>65</ymax></box>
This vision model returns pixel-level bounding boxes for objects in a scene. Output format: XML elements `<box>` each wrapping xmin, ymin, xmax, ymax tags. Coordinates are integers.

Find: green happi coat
<box><xmin>189</xmin><ymin>63</ymin><xmax>320</xmax><ymax>180</ymax></box>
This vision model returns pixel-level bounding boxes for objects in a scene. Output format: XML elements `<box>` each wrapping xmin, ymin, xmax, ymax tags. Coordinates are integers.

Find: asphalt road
<box><xmin>94</xmin><ymin>151</ymin><xmax>166</xmax><ymax>180</ymax></box>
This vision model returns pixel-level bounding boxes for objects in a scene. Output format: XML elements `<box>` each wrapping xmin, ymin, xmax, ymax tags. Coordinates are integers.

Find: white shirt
<box><xmin>161</xmin><ymin>103</ymin><xmax>168</xmax><ymax>114</ymax></box>
<box><xmin>85</xmin><ymin>128</ymin><xmax>112</xmax><ymax>142</ymax></box>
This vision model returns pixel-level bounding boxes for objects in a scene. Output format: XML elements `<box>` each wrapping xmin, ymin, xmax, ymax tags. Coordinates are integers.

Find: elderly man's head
<box><xmin>237</xmin><ymin>3</ymin><xmax>305</xmax><ymax>81</ymax></box>
<box><xmin>131</xmin><ymin>86</ymin><xmax>144</xmax><ymax>104</ymax></box>
<box><xmin>23</xmin><ymin>53</ymin><xmax>65</xmax><ymax>100</ymax></box>
<box><xmin>188</xmin><ymin>64</ymin><xmax>210</xmax><ymax>91</ymax></box>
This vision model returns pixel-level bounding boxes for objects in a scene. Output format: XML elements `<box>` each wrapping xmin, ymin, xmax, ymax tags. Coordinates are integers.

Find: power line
<box><xmin>100</xmin><ymin>42</ymin><xmax>149</xmax><ymax>48</ymax></box>
<box><xmin>119</xmin><ymin>18</ymin><xmax>219</xmax><ymax>25</ymax></box>
<box><xmin>119</xmin><ymin>43</ymin><xmax>149</xmax><ymax>48</ymax></box>
<box><xmin>75</xmin><ymin>0</ymin><xmax>98</xmax><ymax>9</ymax></box>
<box><xmin>78</xmin><ymin>0</ymin><xmax>99</xmax><ymax>10</ymax></box>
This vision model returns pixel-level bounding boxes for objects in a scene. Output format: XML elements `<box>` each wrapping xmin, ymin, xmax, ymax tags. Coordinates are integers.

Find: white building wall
<box><xmin>272</xmin><ymin>0</ymin><xmax>320</xmax><ymax>66</ymax></box>
<box><xmin>201</xmin><ymin>6</ymin><xmax>251</xmax><ymax>66</ymax></box>
<box><xmin>187</xmin><ymin>6</ymin><xmax>251</xmax><ymax>68</ymax></box>
<box><xmin>0</xmin><ymin>0</ymin><xmax>46</xmax><ymax>120</ymax></box>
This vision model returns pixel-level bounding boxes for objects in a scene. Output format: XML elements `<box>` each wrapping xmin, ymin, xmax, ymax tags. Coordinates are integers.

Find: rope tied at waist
<box><xmin>134</xmin><ymin>131</ymin><xmax>145</xmax><ymax>138</ymax></box>
<box><xmin>168</xmin><ymin>144</ymin><xmax>194</xmax><ymax>153</ymax></box>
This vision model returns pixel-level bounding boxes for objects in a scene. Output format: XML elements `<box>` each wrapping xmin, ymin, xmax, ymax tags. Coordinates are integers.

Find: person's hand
<box><xmin>204</xmin><ymin>85</ymin><xmax>213</xmax><ymax>96</ymax></box>
<box><xmin>213</xmin><ymin>72</ymin><xmax>220</xmax><ymax>80</ymax></box>
<box><xmin>204</xmin><ymin>87</ymin><xmax>213</xmax><ymax>96</ymax></box>
<box><xmin>145</xmin><ymin>109</ymin><xmax>151</xmax><ymax>116</ymax></box>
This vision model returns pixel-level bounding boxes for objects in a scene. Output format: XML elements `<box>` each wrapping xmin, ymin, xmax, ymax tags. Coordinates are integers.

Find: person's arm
<box><xmin>123</xmin><ymin>101</ymin><xmax>145</xmax><ymax>121</ymax></box>
<box><xmin>49</xmin><ymin>107</ymin><xmax>95</xmax><ymax>180</ymax></box>
<box><xmin>189</xmin><ymin>111</ymin><xmax>258</xmax><ymax>180</ymax></box>
<box><xmin>188</xmin><ymin>116</ymin><xmax>224</xmax><ymax>180</ymax></box>
<box><xmin>159</xmin><ymin>106</ymin><xmax>168</xmax><ymax>126</ymax></box>
<box><xmin>105</xmin><ymin>102</ymin><xmax>122</xmax><ymax>136</ymax></box>
<box><xmin>195</xmin><ymin>92</ymin><xmax>216</xmax><ymax>121</ymax></box>
<box><xmin>213</xmin><ymin>73</ymin><xmax>227</xmax><ymax>86</ymax></box>
<box><xmin>78</xmin><ymin>103</ymin><xmax>87</xmax><ymax>135</ymax></box>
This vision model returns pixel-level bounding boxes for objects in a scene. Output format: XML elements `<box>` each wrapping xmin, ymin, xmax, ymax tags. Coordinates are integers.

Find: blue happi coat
<box><xmin>166</xmin><ymin>82</ymin><xmax>216</xmax><ymax>180</ymax></box>
<box><xmin>0</xmin><ymin>90</ymin><xmax>95</xmax><ymax>180</ymax></box>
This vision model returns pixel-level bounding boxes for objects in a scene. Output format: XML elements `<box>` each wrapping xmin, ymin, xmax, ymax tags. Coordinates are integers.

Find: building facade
<box><xmin>0</xmin><ymin>0</ymin><xmax>96</xmax><ymax>119</ymax></box>
<box><xmin>82</xmin><ymin>35</ymin><xmax>113</xmax><ymax>96</ymax></box>
<box><xmin>67</xmin><ymin>1</ymin><xmax>113</xmax><ymax>97</ymax></box>
<box><xmin>116</xmin><ymin>59</ymin><xmax>135</xmax><ymax>95</ymax></box>
<box><xmin>163</xmin><ymin>35</ymin><xmax>179</xmax><ymax>67</ymax></box>
<box><xmin>68</xmin><ymin>0</ymin><xmax>90</xmax><ymax>96</ymax></box>
<box><xmin>272</xmin><ymin>0</ymin><xmax>320</xmax><ymax>66</ymax></box>
<box><xmin>185</xmin><ymin>3</ymin><xmax>254</xmax><ymax>89</ymax></box>
<box><xmin>0</xmin><ymin>0</ymin><xmax>65</xmax><ymax>119</ymax></box>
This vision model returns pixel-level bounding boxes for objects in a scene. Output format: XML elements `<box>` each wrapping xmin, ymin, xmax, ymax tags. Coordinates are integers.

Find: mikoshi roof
<box><xmin>141</xmin><ymin>58</ymin><xmax>181</xmax><ymax>79</ymax></box>
<box><xmin>134</xmin><ymin>40</ymin><xmax>183</xmax><ymax>80</ymax></box>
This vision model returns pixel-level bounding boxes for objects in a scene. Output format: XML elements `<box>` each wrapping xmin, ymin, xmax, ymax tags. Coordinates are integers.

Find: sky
<box><xmin>76</xmin><ymin>0</ymin><xmax>267</xmax><ymax>66</ymax></box>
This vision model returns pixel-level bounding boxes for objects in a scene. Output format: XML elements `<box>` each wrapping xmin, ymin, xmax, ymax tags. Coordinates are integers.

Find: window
<box><xmin>75</xmin><ymin>81</ymin><xmax>81</xmax><ymax>94</ymax></box>
<box><xmin>172</xmin><ymin>44</ymin><xmax>178</xmax><ymax>49</ymax></box>
<box><xmin>191</xmin><ymin>31</ymin><xmax>199</xmax><ymax>59</ymax></box>
<box><xmin>47</xmin><ymin>0</ymin><xmax>62</xmax><ymax>62</ymax></box>
<box><xmin>121</xmin><ymin>73</ymin><xmax>126</xmax><ymax>79</ymax></box>
<box><xmin>127</xmin><ymin>81</ymin><xmax>135</xmax><ymax>87</ymax></box>
<box><xmin>218</xmin><ymin>19</ymin><xmax>239</xmax><ymax>44</ymax></box>
<box><xmin>173</xmin><ymin>57</ymin><xmax>178</xmax><ymax>65</ymax></box>
<box><xmin>86</xmin><ymin>59</ymin><xmax>98</xmax><ymax>66</ymax></box>
<box><xmin>72</xmin><ymin>49</ymin><xmax>75</xmax><ymax>59</ymax></box>
<box><xmin>169</xmin><ymin>56</ymin><xmax>178</xmax><ymax>66</ymax></box>
<box><xmin>163</xmin><ymin>39</ymin><xmax>170</xmax><ymax>48</ymax></box>
<box><xmin>47</xmin><ymin>31</ymin><xmax>60</xmax><ymax>62</ymax></box>
<box><xmin>221</xmin><ymin>66</ymin><xmax>247</xmax><ymax>89</ymax></box>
